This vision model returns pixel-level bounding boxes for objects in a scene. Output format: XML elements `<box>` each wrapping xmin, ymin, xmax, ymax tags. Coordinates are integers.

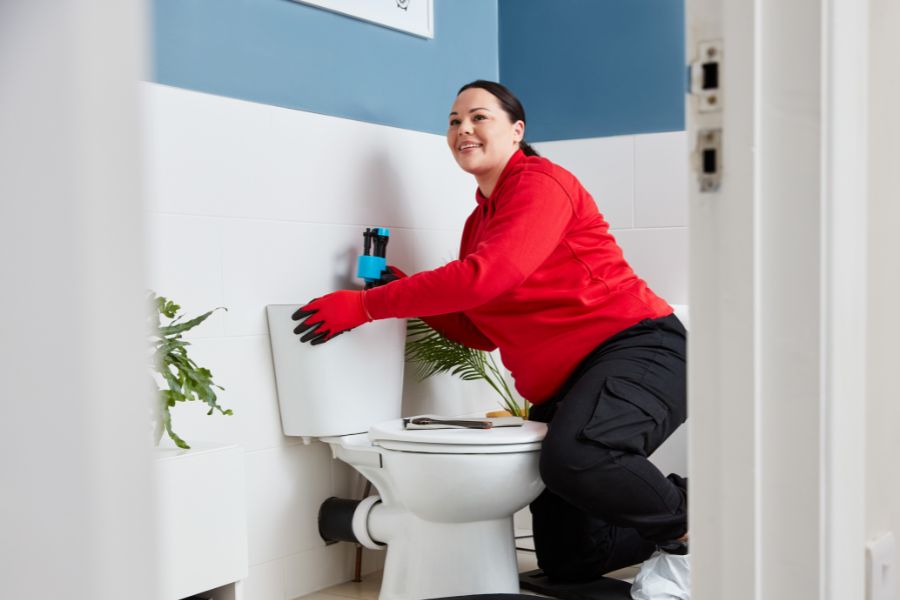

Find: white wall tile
<box><xmin>244</xmin><ymin>559</ymin><xmax>285</xmax><ymax>600</ymax></box>
<box><xmin>261</xmin><ymin>102</ymin><xmax>477</xmax><ymax>232</ymax></box>
<box><xmin>386</xmin><ymin>226</ymin><xmax>463</xmax><ymax>274</ymax></box>
<box><xmin>219</xmin><ymin>221</ymin><xmax>466</xmax><ymax>338</ymax></box>
<box><xmin>316</xmin><ymin>560</ymin><xmax>381</xmax><ymax>600</ymax></box>
<box><xmin>146</xmin><ymin>212</ymin><xmax>226</xmax><ymax>338</ymax></box>
<box><xmin>142</xmin><ymin>83</ymin><xmax>476</xmax><ymax>231</ymax></box>
<box><xmin>283</xmin><ymin>544</ymin><xmax>356</xmax><ymax>600</ymax></box>
<box><xmin>245</xmin><ymin>444</ymin><xmax>335</xmax><ymax>565</ymax></box>
<box><xmin>159</xmin><ymin>335</ymin><xmax>293</xmax><ymax>453</ymax></box>
<box><xmin>221</xmin><ymin>219</ymin><xmax>362</xmax><ymax>337</ymax></box>
<box><xmin>612</xmin><ymin>227</ymin><xmax>688</xmax><ymax>305</ymax></box>
<box><xmin>534</xmin><ymin>136</ymin><xmax>635</xmax><ymax>229</ymax></box>
<box><xmin>142</xmin><ymin>86</ymin><xmax>264</xmax><ymax>217</ymax></box>
<box><xmin>650</xmin><ymin>422</ymin><xmax>688</xmax><ymax>478</ymax></box>
<box><xmin>330</xmin><ymin>460</ymin><xmax>359</xmax><ymax>500</ymax></box>
<box><xmin>634</xmin><ymin>131</ymin><xmax>688</xmax><ymax>228</ymax></box>
<box><xmin>402</xmin><ymin>366</ymin><xmax>506</xmax><ymax>418</ymax></box>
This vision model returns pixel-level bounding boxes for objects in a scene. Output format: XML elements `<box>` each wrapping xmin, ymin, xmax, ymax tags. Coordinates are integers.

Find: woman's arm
<box><xmin>421</xmin><ymin>312</ymin><xmax>497</xmax><ymax>351</ymax></box>
<box><xmin>365</xmin><ymin>171</ymin><xmax>573</xmax><ymax>319</ymax></box>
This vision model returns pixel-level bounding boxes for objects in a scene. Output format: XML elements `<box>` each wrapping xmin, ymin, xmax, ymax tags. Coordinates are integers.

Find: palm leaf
<box><xmin>158</xmin><ymin>307</ymin><xmax>226</xmax><ymax>336</ymax></box>
<box><xmin>405</xmin><ymin>318</ymin><xmax>528</xmax><ymax>417</ymax></box>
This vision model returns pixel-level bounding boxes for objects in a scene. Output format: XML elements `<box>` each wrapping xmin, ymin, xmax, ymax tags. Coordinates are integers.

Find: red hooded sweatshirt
<box><xmin>365</xmin><ymin>150</ymin><xmax>672</xmax><ymax>404</ymax></box>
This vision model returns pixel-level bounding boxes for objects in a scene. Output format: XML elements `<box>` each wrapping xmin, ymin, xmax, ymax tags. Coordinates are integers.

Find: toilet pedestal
<box><xmin>369</xmin><ymin>504</ymin><xmax>521</xmax><ymax>600</ymax></box>
<box><xmin>324</xmin><ymin>427</ymin><xmax>546</xmax><ymax>600</ymax></box>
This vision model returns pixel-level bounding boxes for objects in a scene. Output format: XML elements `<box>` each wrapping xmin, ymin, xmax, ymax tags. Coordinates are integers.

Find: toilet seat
<box><xmin>368</xmin><ymin>418</ymin><xmax>547</xmax><ymax>454</ymax></box>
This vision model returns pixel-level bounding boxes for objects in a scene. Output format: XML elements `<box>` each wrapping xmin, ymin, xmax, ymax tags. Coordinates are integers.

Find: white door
<box><xmin>685</xmin><ymin>0</ymin><xmax>868</xmax><ymax>598</ymax></box>
<box><xmin>0</xmin><ymin>2</ymin><xmax>156</xmax><ymax>599</ymax></box>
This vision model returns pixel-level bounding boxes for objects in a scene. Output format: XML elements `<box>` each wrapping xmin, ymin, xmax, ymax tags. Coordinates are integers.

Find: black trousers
<box><xmin>528</xmin><ymin>314</ymin><xmax>688</xmax><ymax>582</ymax></box>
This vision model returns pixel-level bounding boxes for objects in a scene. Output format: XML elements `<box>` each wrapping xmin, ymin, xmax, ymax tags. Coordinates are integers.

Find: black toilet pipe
<box><xmin>318</xmin><ymin>496</ymin><xmax>361</xmax><ymax>544</ymax></box>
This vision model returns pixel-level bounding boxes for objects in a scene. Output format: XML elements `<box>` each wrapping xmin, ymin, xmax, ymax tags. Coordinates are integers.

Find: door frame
<box><xmin>686</xmin><ymin>0</ymin><xmax>868</xmax><ymax>598</ymax></box>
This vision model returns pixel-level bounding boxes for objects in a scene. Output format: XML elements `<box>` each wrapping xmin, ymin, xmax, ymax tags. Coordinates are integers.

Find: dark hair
<box><xmin>457</xmin><ymin>80</ymin><xmax>540</xmax><ymax>157</ymax></box>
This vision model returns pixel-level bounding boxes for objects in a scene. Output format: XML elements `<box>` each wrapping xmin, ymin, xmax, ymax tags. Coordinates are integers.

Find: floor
<box><xmin>293</xmin><ymin>535</ymin><xmax>641</xmax><ymax>600</ymax></box>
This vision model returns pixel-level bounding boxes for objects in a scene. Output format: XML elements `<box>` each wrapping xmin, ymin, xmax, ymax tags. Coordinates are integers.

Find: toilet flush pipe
<box><xmin>364</xmin><ymin>500</ymin><xmax>407</xmax><ymax>546</ymax></box>
<box><xmin>348</xmin><ymin>494</ymin><xmax>414</xmax><ymax>550</ymax></box>
<box><xmin>317</xmin><ymin>495</ymin><xmax>387</xmax><ymax>551</ymax></box>
<box><xmin>352</xmin><ymin>495</ymin><xmax>385</xmax><ymax>550</ymax></box>
<box><xmin>318</xmin><ymin>497</ymin><xmax>362</xmax><ymax>544</ymax></box>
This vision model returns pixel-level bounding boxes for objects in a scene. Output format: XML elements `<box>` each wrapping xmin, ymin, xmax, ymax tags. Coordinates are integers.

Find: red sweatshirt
<box><xmin>365</xmin><ymin>150</ymin><xmax>672</xmax><ymax>404</ymax></box>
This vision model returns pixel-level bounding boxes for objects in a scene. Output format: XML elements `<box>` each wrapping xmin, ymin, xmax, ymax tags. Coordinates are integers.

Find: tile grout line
<box><xmin>632</xmin><ymin>135</ymin><xmax>637</xmax><ymax>229</ymax></box>
<box><xmin>218</xmin><ymin>218</ymin><xmax>228</xmax><ymax>338</ymax></box>
<box><xmin>147</xmin><ymin>210</ymin><xmax>464</xmax><ymax>233</ymax></box>
<box><xmin>610</xmin><ymin>225</ymin><xmax>688</xmax><ymax>233</ymax></box>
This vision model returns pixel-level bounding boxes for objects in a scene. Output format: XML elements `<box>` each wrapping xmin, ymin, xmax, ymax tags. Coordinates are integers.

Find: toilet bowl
<box><xmin>265</xmin><ymin>306</ymin><xmax>546</xmax><ymax>600</ymax></box>
<box><xmin>324</xmin><ymin>419</ymin><xmax>546</xmax><ymax>599</ymax></box>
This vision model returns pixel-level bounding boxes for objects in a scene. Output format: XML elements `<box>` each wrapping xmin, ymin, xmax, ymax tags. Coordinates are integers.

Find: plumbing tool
<box><xmin>404</xmin><ymin>417</ymin><xmax>494</xmax><ymax>429</ymax></box>
<box><xmin>356</xmin><ymin>227</ymin><xmax>397</xmax><ymax>289</ymax></box>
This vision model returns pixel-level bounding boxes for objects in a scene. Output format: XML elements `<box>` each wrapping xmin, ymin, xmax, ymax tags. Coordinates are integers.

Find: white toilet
<box><xmin>266</xmin><ymin>305</ymin><xmax>547</xmax><ymax>600</ymax></box>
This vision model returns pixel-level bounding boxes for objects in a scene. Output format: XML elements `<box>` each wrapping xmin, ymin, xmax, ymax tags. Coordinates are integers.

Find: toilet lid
<box><xmin>368</xmin><ymin>417</ymin><xmax>547</xmax><ymax>453</ymax></box>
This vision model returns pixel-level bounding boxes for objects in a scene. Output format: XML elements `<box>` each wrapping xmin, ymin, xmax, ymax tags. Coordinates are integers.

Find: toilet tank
<box><xmin>265</xmin><ymin>305</ymin><xmax>406</xmax><ymax>438</ymax></box>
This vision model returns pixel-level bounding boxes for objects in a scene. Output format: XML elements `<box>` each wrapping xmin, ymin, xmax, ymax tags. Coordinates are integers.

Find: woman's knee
<box><xmin>538</xmin><ymin>436</ymin><xmax>616</xmax><ymax>494</ymax></box>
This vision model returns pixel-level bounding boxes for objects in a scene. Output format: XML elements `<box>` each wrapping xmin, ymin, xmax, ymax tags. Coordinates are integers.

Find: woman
<box><xmin>292</xmin><ymin>80</ymin><xmax>688</xmax><ymax>593</ymax></box>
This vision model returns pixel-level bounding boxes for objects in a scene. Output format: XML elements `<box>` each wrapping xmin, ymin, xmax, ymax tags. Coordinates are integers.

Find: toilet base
<box><xmin>370</xmin><ymin>506</ymin><xmax>520</xmax><ymax>600</ymax></box>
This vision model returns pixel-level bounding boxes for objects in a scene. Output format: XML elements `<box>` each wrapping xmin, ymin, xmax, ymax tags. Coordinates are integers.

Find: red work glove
<box><xmin>291</xmin><ymin>290</ymin><xmax>372</xmax><ymax>345</ymax></box>
<box><xmin>381</xmin><ymin>265</ymin><xmax>408</xmax><ymax>283</ymax></box>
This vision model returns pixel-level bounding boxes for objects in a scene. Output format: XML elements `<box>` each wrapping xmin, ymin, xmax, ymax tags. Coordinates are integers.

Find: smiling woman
<box><xmin>291</xmin><ymin>79</ymin><xmax>689</xmax><ymax>593</ymax></box>
<box><xmin>447</xmin><ymin>82</ymin><xmax>530</xmax><ymax>197</ymax></box>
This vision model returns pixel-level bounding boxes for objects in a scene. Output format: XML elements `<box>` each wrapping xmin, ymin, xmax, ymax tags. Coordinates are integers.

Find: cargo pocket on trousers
<box><xmin>579</xmin><ymin>377</ymin><xmax>668</xmax><ymax>457</ymax></box>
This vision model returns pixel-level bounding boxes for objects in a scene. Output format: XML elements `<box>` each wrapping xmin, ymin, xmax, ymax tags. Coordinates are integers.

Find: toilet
<box><xmin>265</xmin><ymin>305</ymin><xmax>547</xmax><ymax>600</ymax></box>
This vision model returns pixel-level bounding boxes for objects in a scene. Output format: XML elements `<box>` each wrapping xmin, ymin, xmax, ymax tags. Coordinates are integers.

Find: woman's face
<box><xmin>447</xmin><ymin>87</ymin><xmax>524</xmax><ymax>178</ymax></box>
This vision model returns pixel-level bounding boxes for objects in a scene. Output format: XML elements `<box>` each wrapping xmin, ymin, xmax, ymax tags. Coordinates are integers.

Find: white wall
<box><xmin>1</xmin><ymin>2</ymin><xmax>155</xmax><ymax>600</ymax></box>
<box><xmin>867</xmin><ymin>0</ymin><xmax>900</xmax><ymax>597</ymax></box>
<box><xmin>142</xmin><ymin>83</ymin><xmax>688</xmax><ymax>599</ymax></box>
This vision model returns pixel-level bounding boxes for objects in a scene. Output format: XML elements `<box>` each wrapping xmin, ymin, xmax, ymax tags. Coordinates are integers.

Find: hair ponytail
<box><xmin>457</xmin><ymin>80</ymin><xmax>541</xmax><ymax>158</ymax></box>
<box><xmin>519</xmin><ymin>141</ymin><xmax>539</xmax><ymax>157</ymax></box>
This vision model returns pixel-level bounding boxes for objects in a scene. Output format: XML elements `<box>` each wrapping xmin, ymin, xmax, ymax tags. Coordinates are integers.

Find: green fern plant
<box><xmin>405</xmin><ymin>318</ymin><xmax>528</xmax><ymax>418</ymax></box>
<box><xmin>149</xmin><ymin>293</ymin><xmax>231</xmax><ymax>449</ymax></box>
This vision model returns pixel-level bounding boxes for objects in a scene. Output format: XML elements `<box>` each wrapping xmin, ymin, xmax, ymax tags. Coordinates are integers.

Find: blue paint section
<box><xmin>152</xmin><ymin>0</ymin><xmax>684</xmax><ymax>140</ymax></box>
<box><xmin>499</xmin><ymin>0</ymin><xmax>685</xmax><ymax>141</ymax></box>
<box><xmin>152</xmin><ymin>0</ymin><xmax>498</xmax><ymax>135</ymax></box>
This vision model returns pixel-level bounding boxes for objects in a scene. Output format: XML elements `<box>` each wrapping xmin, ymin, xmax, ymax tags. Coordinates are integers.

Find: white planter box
<box><xmin>154</xmin><ymin>443</ymin><xmax>248</xmax><ymax>600</ymax></box>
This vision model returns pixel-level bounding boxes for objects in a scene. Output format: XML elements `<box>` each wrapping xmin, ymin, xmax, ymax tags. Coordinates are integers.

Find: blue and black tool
<box><xmin>357</xmin><ymin>227</ymin><xmax>397</xmax><ymax>289</ymax></box>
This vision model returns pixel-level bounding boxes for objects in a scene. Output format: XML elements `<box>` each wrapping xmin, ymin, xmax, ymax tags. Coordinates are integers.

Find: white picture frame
<box><xmin>293</xmin><ymin>0</ymin><xmax>434</xmax><ymax>39</ymax></box>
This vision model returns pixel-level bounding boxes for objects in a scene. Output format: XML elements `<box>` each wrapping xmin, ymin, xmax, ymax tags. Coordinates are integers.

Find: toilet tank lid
<box><xmin>368</xmin><ymin>418</ymin><xmax>547</xmax><ymax>446</ymax></box>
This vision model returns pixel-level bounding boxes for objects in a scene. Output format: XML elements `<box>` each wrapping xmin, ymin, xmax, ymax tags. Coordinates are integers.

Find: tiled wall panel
<box><xmin>634</xmin><ymin>131</ymin><xmax>689</xmax><ymax>228</ymax></box>
<box><xmin>613</xmin><ymin>226</ymin><xmax>689</xmax><ymax>305</ymax></box>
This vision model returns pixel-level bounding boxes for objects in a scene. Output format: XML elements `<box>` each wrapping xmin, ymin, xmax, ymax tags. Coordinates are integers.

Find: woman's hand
<box><xmin>291</xmin><ymin>290</ymin><xmax>372</xmax><ymax>345</ymax></box>
<box><xmin>381</xmin><ymin>265</ymin><xmax>407</xmax><ymax>283</ymax></box>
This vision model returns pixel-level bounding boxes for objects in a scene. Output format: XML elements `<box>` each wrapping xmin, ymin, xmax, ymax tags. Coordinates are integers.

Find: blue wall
<box><xmin>499</xmin><ymin>0</ymin><xmax>685</xmax><ymax>141</ymax></box>
<box><xmin>152</xmin><ymin>0</ymin><xmax>498</xmax><ymax>135</ymax></box>
<box><xmin>152</xmin><ymin>0</ymin><xmax>684</xmax><ymax>141</ymax></box>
